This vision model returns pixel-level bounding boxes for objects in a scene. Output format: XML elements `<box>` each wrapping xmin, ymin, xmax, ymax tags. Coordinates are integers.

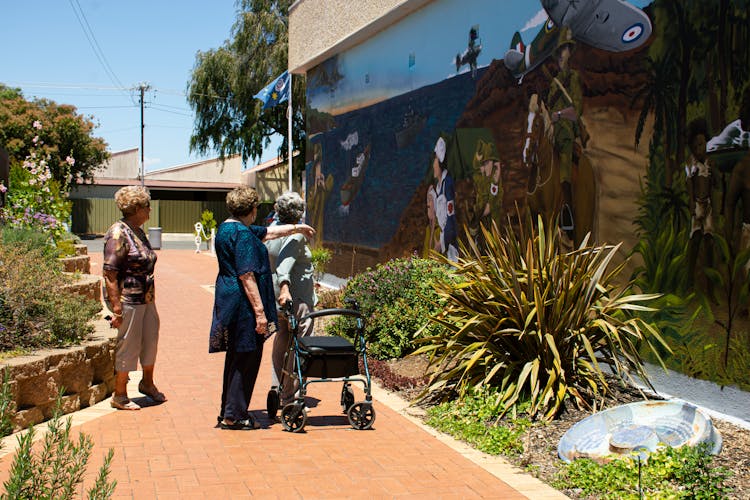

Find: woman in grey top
<box><xmin>265</xmin><ymin>192</ymin><xmax>316</xmax><ymax>405</ymax></box>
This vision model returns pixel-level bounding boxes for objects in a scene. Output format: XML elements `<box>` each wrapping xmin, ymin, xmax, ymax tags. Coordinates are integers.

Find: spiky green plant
<box><xmin>1</xmin><ymin>391</ymin><xmax>116</xmax><ymax>499</ymax></box>
<box><xmin>415</xmin><ymin>217</ymin><xmax>670</xmax><ymax>421</ymax></box>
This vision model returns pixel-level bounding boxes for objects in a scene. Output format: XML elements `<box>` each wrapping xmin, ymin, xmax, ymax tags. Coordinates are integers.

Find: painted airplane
<box><xmin>455</xmin><ymin>26</ymin><xmax>482</xmax><ymax>79</ymax></box>
<box><xmin>504</xmin><ymin>0</ymin><xmax>652</xmax><ymax>80</ymax></box>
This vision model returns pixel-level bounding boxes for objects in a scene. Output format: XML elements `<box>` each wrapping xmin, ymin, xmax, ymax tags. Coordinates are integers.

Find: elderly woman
<box><xmin>103</xmin><ymin>185</ymin><xmax>165</xmax><ymax>411</ymax></box>
<box><xmin>210</xmin><ymin>186</ymin><xmax>314</xmax><ymax>430</ymax></box>
<box><xmin>265</xmin><ymin>192</ymin><xmax>317</xmax><ymax>406</ymax></box>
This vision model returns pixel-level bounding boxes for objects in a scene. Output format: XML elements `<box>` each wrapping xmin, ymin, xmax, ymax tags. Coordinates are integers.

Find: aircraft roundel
<box><xmin>621</xmin><ymin>23</ymin><xmax>643</xmax><ymax>43</ymax></box>
<box><xmin>545</xmin><ymin>18</ymin><xmax>555</xmax><ymax>32</ymax></box>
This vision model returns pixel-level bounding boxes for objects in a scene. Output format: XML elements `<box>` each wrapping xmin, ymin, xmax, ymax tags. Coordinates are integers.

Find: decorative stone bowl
<box><xmin>558</xmin><ymin>400</ymin><xmax>722</xmax><ymax>463</ymax></box>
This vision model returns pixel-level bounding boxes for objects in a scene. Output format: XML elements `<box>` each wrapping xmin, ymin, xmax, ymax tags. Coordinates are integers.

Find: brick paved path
<box><xmin>0</xmin><ymin>250</ymin><xmax>565</xmax><ymax>499</ymax></box>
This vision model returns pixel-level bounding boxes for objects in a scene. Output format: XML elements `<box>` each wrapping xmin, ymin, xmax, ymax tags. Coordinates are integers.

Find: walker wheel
<box><xmin>266</xmin><ymin>389</ymin><xmax>280</xmax><ymax>419</ymax></box>
<box><xmin>341</xmin><ymin>386</ymin><xmax>355</xmax><ymax>413</ymax></box>
<box><xmin>281</xmin><ymin>403</ymin><xmax>307</xmax><ymax>432</ymax></box>
<box><xmin>347</xmin><ymin>402</ymin><xmax>375</xmax><ymax>430</ymax></box>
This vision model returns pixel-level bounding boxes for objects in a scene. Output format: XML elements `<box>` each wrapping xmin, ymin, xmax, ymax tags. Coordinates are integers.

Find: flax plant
<box><xmin>415</xmin><ymin>217</ymin><xmax>670</xmax><ymax>421</ymax></box>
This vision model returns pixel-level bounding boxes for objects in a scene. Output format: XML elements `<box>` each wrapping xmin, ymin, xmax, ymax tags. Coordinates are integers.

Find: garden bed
<box><xmin>378</xmin><ymin>356</ymin><xmax>750</xmax><ymax>499</ymax></box>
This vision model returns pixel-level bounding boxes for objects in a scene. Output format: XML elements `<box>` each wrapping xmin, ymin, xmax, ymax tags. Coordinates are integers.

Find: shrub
<box><xmin>328</xmin><ymin>256</ymin><xmax>451</xmax><ymax>360</ymax></box>
<box><xmin>310</xmin><ymin>247</ymin><xmax>332</xmax><ymax>279</ymax></box>
<box><xmin>0</xmin><ymin>235</ymin><xmax>100</xmax><ymax>351</ymax></box>
<box><xmin>0</xmin><ymin>370</ymin><xmax>13</xmax><ymax>438</ymax></box>
<box><xmin>1</xmin><ymin>392</ymin><xmax>117</xmax><ymax>499</ymax></box>
<box><xmin>199</xmin><ymin>210</ymin><xmax>217</xmax><ymax>241</ymax></box>
<box><xmin>553</xmin><ymin>443</ymin><xmax>731</xmax><ymax>499</ymax></box>
<box><xmin>415</xmin><ymin>218</ymin><xmax>670</xmax><ymax>421</ymax></box>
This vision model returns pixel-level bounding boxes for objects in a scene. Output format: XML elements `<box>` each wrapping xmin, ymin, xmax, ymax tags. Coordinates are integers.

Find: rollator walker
<box><xmin>267</xmin><ymin>298</ymin><xmax>375</xmax><ymax>432</ymax></box>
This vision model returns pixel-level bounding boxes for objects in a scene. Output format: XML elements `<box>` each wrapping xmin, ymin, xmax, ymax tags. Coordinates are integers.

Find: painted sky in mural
<box><xmin>307</xmin><ymin>0</ymin><xmax>650</xmax><ymax>116</ymax></box>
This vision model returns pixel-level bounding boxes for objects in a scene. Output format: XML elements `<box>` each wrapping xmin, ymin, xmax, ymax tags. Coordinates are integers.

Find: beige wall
<box><xmin>289</xmin><ymin>0</ymin><xmax>432</xmax><ymax>73</ymax></box>
<box><xmin>95</xmin><ymin>148</ymin><xmax>139</xmax><ymax>180</ymax></box>
<box><xmin>94</xmin><ymin>149</ymin><xmax>244</xmax><ymax>184</ymax></box>
<box><xmin>146</xmin><ymin>155</ymin><xmax>243</xmax><ymax>184</ymax></box>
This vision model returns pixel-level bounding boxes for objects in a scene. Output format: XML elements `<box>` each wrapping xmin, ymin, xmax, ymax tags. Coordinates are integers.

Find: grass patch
<box><xmin>425</xmin><ymin>387</ymin><xmax>531</xmax><ymax>457</ymax></box>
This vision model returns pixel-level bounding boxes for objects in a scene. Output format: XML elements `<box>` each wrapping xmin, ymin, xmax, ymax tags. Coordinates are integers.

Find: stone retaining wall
<box><xmin>1</xmin><ymin>318</ymin><xmax>116</xmax><ymax>431</ymax></box>
<box><xmin>58</xmin><ymin>243</ymin><xmax>92</xmax><ymax>274</ymax></box>
<box><xmin>63</xmin><ymin>273</ymin><xmax>102</xmax><ymax>302</ymax></box>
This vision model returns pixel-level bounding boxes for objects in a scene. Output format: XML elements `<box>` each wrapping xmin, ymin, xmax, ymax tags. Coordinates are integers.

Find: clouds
<box><xmin>521</xmin><ymin>8</ymin><xmax>548</xmax><ymax>33</ymax></box>
<box><xmin>144</xmin><ymin>156</ymin><xmax>162</xmax><ymax>169</ymax></box>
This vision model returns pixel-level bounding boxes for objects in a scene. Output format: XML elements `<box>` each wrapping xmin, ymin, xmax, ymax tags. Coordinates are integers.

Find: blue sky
<box><xmin>1</xmin><ymin>0</ymin><xmax>282</xmax><ymax>172</ymax></box>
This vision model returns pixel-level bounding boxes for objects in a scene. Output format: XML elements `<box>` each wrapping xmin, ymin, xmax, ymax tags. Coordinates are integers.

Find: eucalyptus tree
<box><xmin>187</xmin><ymin>0</ymin><xmax>305</xmax><ymax>172</ymax></box>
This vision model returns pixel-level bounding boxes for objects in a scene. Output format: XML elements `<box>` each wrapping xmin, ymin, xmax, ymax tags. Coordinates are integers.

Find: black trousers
<box><xmin>221</xmin><ymin>348</ymin><xmax>263</xmax><ymax>421</ymax></box>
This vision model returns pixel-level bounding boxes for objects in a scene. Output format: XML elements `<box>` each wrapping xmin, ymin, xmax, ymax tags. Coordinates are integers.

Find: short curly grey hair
<box><xmin>274</xmin><ymin>191</ymin><xmax>305</xmax><ymax>224</ymax></box>
<box><xmin>114</xmin><ymin>185</ymin><xmax>151</xmax><ymax>216</ymax></box>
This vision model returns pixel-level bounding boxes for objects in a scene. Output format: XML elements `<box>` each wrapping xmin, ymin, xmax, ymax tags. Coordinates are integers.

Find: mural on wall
<box><xmin>305</xmin><ymin>0</ymin><xmax>750</xmax><ymax>389</ymax></box>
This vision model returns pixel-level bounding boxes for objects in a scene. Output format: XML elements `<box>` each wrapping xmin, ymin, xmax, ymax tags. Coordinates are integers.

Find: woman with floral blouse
<box><xmin>103</xmin><ymin>185</ymin><xmax>165</xmax><ymax>410</ymax></box>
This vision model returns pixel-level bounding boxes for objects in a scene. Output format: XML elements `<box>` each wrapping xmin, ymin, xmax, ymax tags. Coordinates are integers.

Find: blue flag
<box><xmin>254</xmin><ymin>71</ymin><xmax>290</xmax><ymax>110</ymax></box>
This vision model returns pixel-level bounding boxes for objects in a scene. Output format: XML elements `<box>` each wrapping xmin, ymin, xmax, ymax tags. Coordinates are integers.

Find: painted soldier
<box><xmin>472</xmin><ymin>139</ymin><xmax>503</xmax><ymax>233</ymax></box>
<box><xmin>547</xmin><ymin>26</ymin><xmax>582</xmax><ymax>236</ymax></box>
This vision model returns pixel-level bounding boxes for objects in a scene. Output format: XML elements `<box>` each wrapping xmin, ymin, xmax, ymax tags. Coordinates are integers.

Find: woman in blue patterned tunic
<box><xmin>210</xmin><ymin>186</ymin><xmax>314</xmax><ymax>430</ymax></box>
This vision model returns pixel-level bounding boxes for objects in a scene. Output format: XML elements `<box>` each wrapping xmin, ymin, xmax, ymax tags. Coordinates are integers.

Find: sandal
<box><xmin>111</xmin><ymin>395</ymin><xmax>141</xmax><ymax>411</ymax></box>
<box><xmin>138</xmin><ymin>382</ymin><xmax>167</xmax><ymax>402</ymax></box>
<box><xmin>220</xmin><ymin>415</ymin><xmax>261</xmax><ymax>430</ymax></box>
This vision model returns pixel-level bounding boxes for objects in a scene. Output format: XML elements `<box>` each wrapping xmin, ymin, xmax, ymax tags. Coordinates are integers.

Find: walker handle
<box><xmin>282</xmin><ymin>299</ymin><xmax>294</xmax><ymax>315</ymax></box>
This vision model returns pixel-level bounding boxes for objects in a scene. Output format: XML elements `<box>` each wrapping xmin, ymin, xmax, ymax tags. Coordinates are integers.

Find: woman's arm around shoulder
<box><xmin>263</xmin><ymin>223</ymin><xmax>315</xmax><ymax>242</ymax></box>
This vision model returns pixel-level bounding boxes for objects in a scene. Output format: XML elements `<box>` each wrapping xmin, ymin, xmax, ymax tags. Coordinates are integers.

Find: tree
<box><xmin>0</xmin><ymin>85</ymin><xmax>109</xmax><ymax>189</ymax></box>
<box><xmin>186</xmin><ymin>0</ymin><xmax>305</xmax><ymax>176</ymax></box>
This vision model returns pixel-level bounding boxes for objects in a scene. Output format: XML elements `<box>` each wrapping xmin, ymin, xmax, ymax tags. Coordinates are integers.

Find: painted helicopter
<box><xmin>455</xmin><ymin>25</ymin><xmax>482</xmax><ymax>79</ymax></box>
<box><xmin>503</xmin><ymin>0</ymin><xmax>652</xmax><ymax>80</ymax></box>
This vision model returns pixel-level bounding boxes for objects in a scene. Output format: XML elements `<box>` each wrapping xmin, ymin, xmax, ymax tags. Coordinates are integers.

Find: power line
<box><xmin>76</xmin><ymin>105</ymin><xmax>138</xmax><ymax>110</ymax></box>
<box><xmin>146</xmin><ymin>104</ymin><xmax>193</xmax><ymax>117</ymax></box>
<box><xmin>5</xmin><ymin>82</ymin><xmax>126</xmax><ymax>91</ymax></box>
<box><xmin>67</xmin><ymin>0</ymin><xmax>132</xmax><ymax>103</ymax></box>
<box><xmin>149</xmin><ymin>102</ymin><xmax>192</xmax><ymax>112</ymax></box>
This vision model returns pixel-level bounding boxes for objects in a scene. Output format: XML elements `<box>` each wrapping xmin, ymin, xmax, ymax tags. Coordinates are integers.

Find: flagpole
<box><xmin>287</xmin><ymin>73</ymin><xmax>293</xmax><ymax>192</ymax></box>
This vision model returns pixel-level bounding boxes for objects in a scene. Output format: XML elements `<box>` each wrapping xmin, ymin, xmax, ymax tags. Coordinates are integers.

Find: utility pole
<box><xmin>138</xmin><ymin>82</ymin><xmax>151</xmax><ymax>187</ymax></box>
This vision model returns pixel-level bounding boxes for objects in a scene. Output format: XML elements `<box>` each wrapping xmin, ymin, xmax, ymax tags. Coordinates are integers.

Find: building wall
<box><xmin>289</xmin><ymin>0</ymin><xmax>431</xmax><ymax>73</ymax></box>
<box><xmin>95</xmin><ymin>148</ymin><xmax>139</xmax><ymax>180</ymax></box>
<box><xmin>147</xmin><ymin>155</ymin><xmax>243</xmax><ymax>184</ymax></box>
<box><xmin>295</xmin><ymin>0</ymin><xmax>750</xmax><ymax>390</ymax></box>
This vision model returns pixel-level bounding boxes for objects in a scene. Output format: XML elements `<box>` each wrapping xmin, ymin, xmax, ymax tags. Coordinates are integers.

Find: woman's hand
<box><xmin>278</xmin><ymin>285</ymin><xmax>292</xmax><ymax>307</ymax></box>
<box><xmin>295</xmin><ymin>224</ymin><xmax>315</xmax><ymax>239</ymax></box>
<box><xmin>255</xmin><ymin>314</ymin><xmax>268</xmax><ymax>335</ymax></box>
<box><xmin>110</xmin><ymin>314</ymin><xmax>123</xmax><ymax>329</ymax></box>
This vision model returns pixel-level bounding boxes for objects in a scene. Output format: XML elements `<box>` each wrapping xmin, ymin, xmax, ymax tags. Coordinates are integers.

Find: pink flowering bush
<box><xmin>0</xmin><ymin>121</ymin><xmax>72</xmax><ymax>243</ymax></box>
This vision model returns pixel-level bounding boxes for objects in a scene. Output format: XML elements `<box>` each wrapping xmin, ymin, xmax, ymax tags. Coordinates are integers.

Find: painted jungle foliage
<box><xmin>304</xmin><ymin>0</ymin><xmax>750</xmax><ymax>390</ymax></box>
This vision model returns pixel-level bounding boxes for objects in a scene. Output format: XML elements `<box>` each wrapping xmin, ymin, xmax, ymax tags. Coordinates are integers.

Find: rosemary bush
<box><xmin>1</xmin><ymin>393</ymin><xmax>116</xmax><ymax>499</ymax></box>
<box><xmin>0</xmin><ymin>230</ymin><xmax>101</xmax><ymax>351</ymax></box>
